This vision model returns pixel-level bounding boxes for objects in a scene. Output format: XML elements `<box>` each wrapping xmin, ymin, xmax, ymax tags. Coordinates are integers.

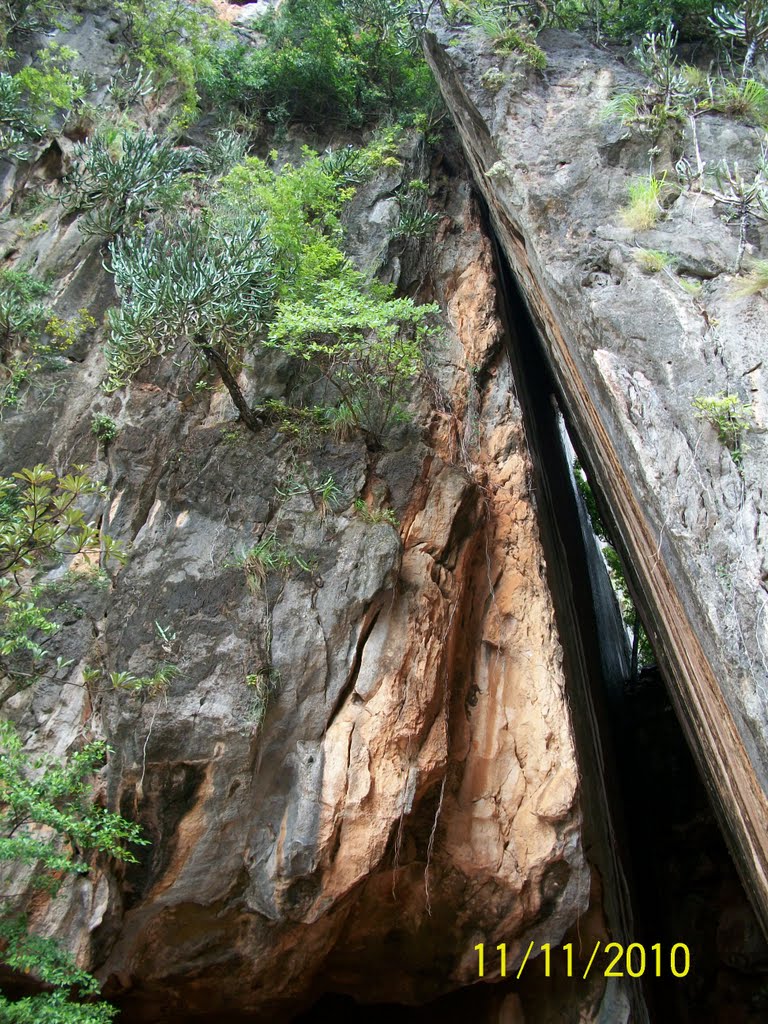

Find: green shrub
<box><xmin>395</xmin><ymin>178</ymin><xmax>440</xmax><ymax>238</ymax></box>
<box><xmin>0</xmin><ymin>71</ymin><xmax>44</xmax><ymax>158</ymax></box>
<box><xmin>115</xmin><ymin>0</ymin><xmax>228</xmax><ymax>125</ymax></box>
<box><xmin>551</xmin><ymin>0</ymin><xmax>720</xmax><ymax>41</ymax></box>
<box><xmin>620</xmin><ymin>174</ymin><xmax>666</xmax><ymax>231</ymax></box>
<box><xmin>0</xmin><ymin>267</ymin><xmax>50</xmax><ymax>352</ymax></box>
<box><xmin>214</xmin><ymin>148</ymin><xmax>358</xmax><ymax>302</ymax></box>
<box><xmin>0</xmin><ymin>465</ymin><xmax>125</xmax><ymax>679</ymax></box>
<box><xmin>267</xmin><ymin>277</ymin><xmax>440</xmax><ymax>445</ymax></box>
<box><xmin>276</xmin><ymin>471</ymin><xmax>344</xmax><ymax>518</ymax></box>
<box><xmin>634</xmin><ymin>247</ymin><xmax>677</xmax><ymax>272</ymax></box>
<box><xmin>0</xmin><ymin>43</ymin><xmax>87</xmax><ymax>157</ymax></box>
<box><xmin>713</xmin><ymin>77</ymin><xmax>768</xmax><ymax>123</ymax></box>
<box><xmin>109</xmin><ymin>663</ymin><xmax>178</xmax><ymax>694</ymax></box>
<box><xmin>105</xmin><ymin>214</ymin><xmax>275</xmax><ymax>429</ymax></box>
<box><xmin>692</xmin><ymin>392</ymin><xmax>753</xmax><ymax>463</ymax></box>
<box><xmin>60</xmin><ymin>129</ymin><xmax>196</xmax><ymax>238</ymax></box>
<box><xmin>91</xmin><ymin>412</ymin><xmax>118</xmax><ymax>445</ymax></box>
<box><xmin>353</xmin><ymin>497</ymin><xmax>399</xmax><ymax>526</ymax></box>
<box><xmin>198</xmin><ymin>0</ymin><xmax>438</xmax><ymax>129</ymax></box>
<box><xmin>0</xmin><ymin>458</ymin><xmax>136</xmax><ymax>1017</ymax></box>
<box><xmin>0</xmin><ymin>719</ymin><xmax>142</xmax><ymax>1023</ymax></box>
<box><xmin>0</xmin><ymin>275</ymin><xmax>94</xmax><ymax>409</ymax></box>
<box><xmin>235</xmin><ymin>534</ymin><xmax>309</xmax><ymax>592</ymax></box>
<box><xmin>215</xmin><ymin>144</ymin><xmax>440</xmax><ymax>445</ymax></box>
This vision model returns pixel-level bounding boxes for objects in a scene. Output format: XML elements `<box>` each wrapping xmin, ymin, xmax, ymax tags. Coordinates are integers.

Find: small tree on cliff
<box><xmin>0</xmin><ymin>465</ymin><xmax>140</xmax><ymax>1022</ymax></box>
<box><xmin>105</xmin><ymin>214</ymin><xmax>275</xmax><ymax>429</ymax></box>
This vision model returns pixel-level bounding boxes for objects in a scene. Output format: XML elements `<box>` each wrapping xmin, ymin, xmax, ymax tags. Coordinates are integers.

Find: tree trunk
<box><xmin>198</xmin><ymin>340</ymin><xmax>261</xmax><ymax>433</ymax></box>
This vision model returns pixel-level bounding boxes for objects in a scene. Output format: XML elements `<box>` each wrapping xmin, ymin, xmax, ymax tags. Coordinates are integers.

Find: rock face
<box><xmin>11</xmin><ymin>6</ymin><xmax>768</xmax><ymax>1020</ymax></box>
<box><xmin>0</xmin><ymin>14</ymin><xmax>615</xmax><ymax>1014</ymax></box>
<box><xmin>425</xmin><ymin>25</ymin><xmax>768</xmax><ymax>933</ymax></box>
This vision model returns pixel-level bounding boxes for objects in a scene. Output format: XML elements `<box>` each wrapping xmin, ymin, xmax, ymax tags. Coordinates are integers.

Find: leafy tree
<box><xmin>0</xmin><ymin>721</ymin><xmax>145</xmax><ymax>1023</ymax></box>
<box><xmin>267</xmin><ymin>277</ymin><xmax>439</xmax><ymax>444</ymax></box>
<box><xmin>0</xmin><ymin>464</ymin><xmax>135</xmax><ymax>1021</ymax></box>
<box><xmin>0</xmin><ymin>44</ymin><xmax>85</xmax><ymax>159</ymax></box>
<box><xmin>114</xmin><ymin>0</ymin><xmax>227</xmax><ymax>125</ymax></box>
<box><xmin>214</xmin><ymin>148</ymin><xmax>364</xmax><ymax>303</ymax></box>
<box><xmin>213</xmin><ymin>144</ymin><xmax>439</xmax><ymax>445</ymax></box>
<box><xmin>0</xmin><ymin>465</ymin><xmax>124</xmax><ymax>688</ymax></box>
<box><xmin>199</xmin><ymin>0</ymin><xmax>437</xmax><ymax>129</ymax></box>
<box><xmin>104</xmin><ymin>214</ymin><xmax>276</xmax><ymax>429</ymax></box>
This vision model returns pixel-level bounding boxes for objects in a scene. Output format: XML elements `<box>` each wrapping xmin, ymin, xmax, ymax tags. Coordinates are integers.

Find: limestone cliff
<box><xmin>2</xmin><ymin>4</ymin><xmax>767</xmax><ymax>1023</ymax></box>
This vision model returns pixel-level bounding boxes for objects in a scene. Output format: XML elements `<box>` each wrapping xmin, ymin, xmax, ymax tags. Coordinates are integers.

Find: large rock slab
<box><xmin>425</xmin><ymin>24</ymin><xmax>768</xmax><ymax>933</ymax></box>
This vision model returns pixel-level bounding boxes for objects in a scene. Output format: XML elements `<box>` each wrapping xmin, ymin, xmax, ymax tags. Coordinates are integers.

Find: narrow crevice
<box><xmin>482</xmin><ymin>203</ymin><xmax>647</xmax><ymax>1022</ymax></box>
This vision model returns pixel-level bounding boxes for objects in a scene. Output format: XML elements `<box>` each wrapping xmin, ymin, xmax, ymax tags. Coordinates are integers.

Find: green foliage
<box><xmin>448</xmin><ymin>1</ymin><xmax>547</xmax><ymax>65</ymax></box>
<box><xmin>0</xmin><ymin>267</ymin><xmax>50</xmax><ymax>352</ymax></box>
<box><xmin>216</xmin><ymin>144</ymin><xmax>437</xmax><ymax>445</ymax></box>
<box><xmin>0</xmin><ymin>720</ymin><xmax>143</xmax><ymax>1022</ymax></box>
<box><xmin>692</xmin><ymin>392</ymin><xmax>753</xmax><ymax>463</ymax></box>
<box><xmin>0</xmin><ymin>271</ymin><xmax>94</xmax><ymax>409</ymax></box>
<box><xmin>634</xmin><ymin>247</ymin><xmax>677</xmax><ymax>272</ymax></box>
<box><xmin>395</xmin><ymin>178</ymin><xmax>440</xmax><ymax>238</ymax></box>
<box><xmin>90</xmin><ymin>413</ymin><xmax>118</xmax><ymax>445</ymax></box>
<box><xmin>0</xmin><ymin>983</ymin><xmax>117</xmax><ymax>1023</ymax></box>
<box><xmin>709</xmin><ymin>2</ymin><xmax>768</xmax><ymax>80</ymax></box>
<box><xmin>0</xmin><ymin>71</ymin><xmax>44</xmax><ymax>158</ymax></box>
<box><xmin>713</xmin><ymin>77</ymin><xmax>768</xmax><ymax>122</ymax></box>
<box><xmin>0</xmin><ymin>720</ymin><xmax>146</xmax><ymax>871</ymax></box>
<box><xmin>13</xmin><ymin>44</ymin><xmax>86</xmax><ymax>119</ymax></box>
<box><xmin>199</xmin><ymin>128</ymin><xmax>251</xmax><ymax>178</ymax></box>
<box><xmin>0</xmin><ymin>0</ymin><xmax>71</xmax><ymax>47</ymax></box>
<box><xmin>115</xmin><ymin>0</ymin><xmax>227</xmax><ymax>125</ymax></box>
<box><xmin>620</xmin><ymin>174</ymin><xmax>666</xmax><ymax>231</ymax></box>
<box><xmin>198</xmin><ymin>0</ymin><xmax>438</xmax><ymax>129</ymax></box>
<box><xmin>214</xmin><ymin>147</ymin><xmax>364</xmax><ymax>303</ymax></box>
<box><xmin>0</xmin><ymin>459</ymin><xmax>136</xmax><ymax>1019</ymax></box>
<box><xmin>0</xmin><ymin>44</ymin><xmax>86</xmax><ymax>158</ymax></box>
<box><xmin>108</xmin><ymin>663</ymin><xmax>178</xmax><ymax>694</ymax></box>
<box><xmin>480</xmin><ymin>67</ymin><xmax>507</xmax><ymax>92</ymax></box>
<box><xmin>267</xmin><ymin>277</ymin><xmax>440</xmax><ymax>445</ymax></box>
<box><xmin>551</xmin><ymin>0</ymin><xmax>723</xmax><ymax>41</ymax></box>
<box><xmin>261</xmin><ymin>400</ymin><xmax>337</xmax><ymax>450</ymax></box>
<box><xmin>104</xmin><ymin>213</ymin><xmax>275</xmax><ymax>408</ymax></box>
<box><xmin>245</xmin><ymin>669</ymin><xmax>279</xmax><ymax>727</ymax></box>
<box><xmin>234</xmin><ymin>533</ymin><xmax>310</xmax><ymax>592</ymax></box>
<box><xmin>0</xmin><ymin>465</ymin><xmax>124</xmax><ymax>679</ymax></box>
<box><xmin>60</xmin><ymin>130</ymin><xmax>196</xmax><ymax>239</ymax></box>
<box><xmin>353</xmin><ymin>497</ymin><xmax>399</xmax><ymax>526</ymax></box>
<box><xmin>633</xmin><ymin>21</ymin><xmax>687</xmax><ymax>110</ymax></box>
<box><xmin>706</xmin><ymin>148</ymin><xmax>768</xmax><ymax>270</ymax></box>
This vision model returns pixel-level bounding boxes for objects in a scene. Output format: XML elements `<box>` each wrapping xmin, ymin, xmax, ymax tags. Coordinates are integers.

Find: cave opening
<box><xmin>484</xmin><ymin>204</ymin><xmax>768</xmax><ymax>1023</ymax></box>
